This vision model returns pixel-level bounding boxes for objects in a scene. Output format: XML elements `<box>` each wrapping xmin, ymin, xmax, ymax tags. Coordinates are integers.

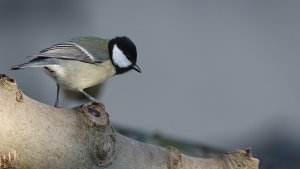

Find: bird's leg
<box><xmin>55</xmin><ymin>84</ymin><xmax>60</xmax><ymax>107</ymax></box>
<box><xmin>79</xmin><ymin>90</ymin><xmax>105</xmax><ymax>109</ymax></box>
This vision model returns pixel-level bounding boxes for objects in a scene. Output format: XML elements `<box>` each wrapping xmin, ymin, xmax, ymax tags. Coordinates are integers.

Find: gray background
<box><xmin>1</xmin><ymin>0</ymin><xmax>299</xmax><ymax>153</ymax></box>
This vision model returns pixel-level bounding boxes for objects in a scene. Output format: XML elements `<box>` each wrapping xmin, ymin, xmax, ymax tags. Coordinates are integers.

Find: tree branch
<box><xmin>0</xmin><ymin>74</ymin><xmax>259</xmax><ymax>169</ymax></box>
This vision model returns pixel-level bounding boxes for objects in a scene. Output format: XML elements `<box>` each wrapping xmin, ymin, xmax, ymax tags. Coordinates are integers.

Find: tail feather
<box><xmin>11</xmin><ymin>64</ymin><xmax>27</xmax><ymax>70</ymax></box>
<box><xmin>11</xmin><ymin>58</ymin><xmax>53</xmax><ymax>70</ymax></box>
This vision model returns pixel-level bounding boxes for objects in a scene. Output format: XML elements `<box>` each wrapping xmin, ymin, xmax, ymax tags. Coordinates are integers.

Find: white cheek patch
<box><xmin>112</xmin><ymin>44</ymin><xmax>132</xmax><ymax>68</ymax></box>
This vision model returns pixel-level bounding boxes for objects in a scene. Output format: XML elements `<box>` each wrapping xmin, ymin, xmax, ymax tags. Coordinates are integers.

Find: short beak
<box><xmin>132</xmin><ymin>64</ymin><xmax>142</xmax><ymax>73</ymax></box>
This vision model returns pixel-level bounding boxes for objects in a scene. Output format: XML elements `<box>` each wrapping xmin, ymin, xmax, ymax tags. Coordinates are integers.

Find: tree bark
<box><xmin>0</xmin><ymin>74</ymin><xmax>259</xmax><ymax>169</ymax></box>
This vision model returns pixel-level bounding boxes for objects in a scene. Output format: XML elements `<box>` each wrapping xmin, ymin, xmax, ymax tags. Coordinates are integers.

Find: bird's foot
<box><xmin>54</xmin><ymin>102</ymin><xmax>61</xmax><ymax>108</ymax></box>
<box><xmin>88</xmin><ymin>98</ymin><xmax>105</xmax><ymax>110</ymax></box>
<box><xmin>79</xmin><ymin>90</ymin><xmax>104</xmax><ymax>110</ymax></box>
<box><xmin>83</xmin><ymin>100</ymin><xmax>105</xmax><ymax>117</ymax></box>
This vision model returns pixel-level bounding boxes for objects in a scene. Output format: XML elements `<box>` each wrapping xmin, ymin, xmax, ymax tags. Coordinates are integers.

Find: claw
<box><xmin>83</xmin><ymin>101</ymin><xmax>105</xmax><ymax>117</ymax></box>
<box><xmin>79</xmin><ymin>90</ymin><xmax>105</xmax><ymax>110</ymax></box>
<box><xmin>88</xmin><ymin>100</ymin><xmax>105</xmax><ymax>110</ymax></box>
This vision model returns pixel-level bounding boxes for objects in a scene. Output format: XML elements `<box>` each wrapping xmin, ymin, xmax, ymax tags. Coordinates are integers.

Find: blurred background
<box><xmin>1</xmin><ymin>0</ymin><xmax>300</xmax><ymax>168</ymax></box>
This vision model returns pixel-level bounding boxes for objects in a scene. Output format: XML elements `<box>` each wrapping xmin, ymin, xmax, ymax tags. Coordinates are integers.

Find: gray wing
<box><xmin>34</xmin><ymin>37</ymin><xmax>110</xmax><ymax>64</ymax></box>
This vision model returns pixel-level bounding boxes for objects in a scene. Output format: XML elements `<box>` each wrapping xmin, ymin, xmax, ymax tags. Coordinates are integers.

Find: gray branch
<box><xmin>0</xmin><ymin>74</ymin><xmax>259</xmax><ymax>169</ymax></box>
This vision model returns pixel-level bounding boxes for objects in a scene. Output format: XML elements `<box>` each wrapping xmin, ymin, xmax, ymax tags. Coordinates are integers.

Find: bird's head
<box><xmin>108</xmin><ymin>36</ymin><xmax>141</xmax><ymax>74</ymax></box>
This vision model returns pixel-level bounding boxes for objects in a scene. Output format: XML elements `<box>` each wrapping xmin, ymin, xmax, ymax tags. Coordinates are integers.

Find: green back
<box><xmin>68</xmin><ymin>37</ymin><xmax>110</xmax><ymax>61</ymax></box>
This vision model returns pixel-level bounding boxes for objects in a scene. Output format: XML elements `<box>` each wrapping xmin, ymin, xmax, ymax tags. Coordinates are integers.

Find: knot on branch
<box><xmin>0</xmin><ymin>150</ymin><xmax>17</xmax><ymax>169</ymax></box>
<box><xmin>0</xmin><ymin>74</ymin><xmax>15</xmax><ymax>83</ymax></box>
<box><xmin>0</xmin><ymin>74</ymin><xmax>23</xmax><ymax>102</ymax></box>
<box><xmin>89</xmin><ymin>133</ymin><xmax>116</xmax><ymax>167</ymax></box>
<box><xmin>81</xmin><ymin>104</ymin><xmax>117</xmax><ymax>167</ymax></box>
<box><xmin>81</xmin><ymin>104</ymin><xmax>109</xmax><ymax>128</ymax></box>
<box><xmin>167</xmin><ymin>146</ymin><xmax>183</xmax><ymax>169</ymax></box>
<box><xmin>223</xmin><ymin>148</ymin><xmax>259</xmax><ymax>169</ymax></box>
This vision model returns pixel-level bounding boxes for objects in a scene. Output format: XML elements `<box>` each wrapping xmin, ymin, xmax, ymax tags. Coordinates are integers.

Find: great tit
<box><xmin>11</xmin><ymin>36</ymin><xmax>141</xmax><ymax>107</ymax></box>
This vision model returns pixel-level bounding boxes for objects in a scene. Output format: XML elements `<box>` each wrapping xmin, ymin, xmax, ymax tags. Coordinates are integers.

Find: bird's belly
<box><xmin>45</xmin><ymin>60</ymin><xmax>116</xmax><ymax>90</ymax></box>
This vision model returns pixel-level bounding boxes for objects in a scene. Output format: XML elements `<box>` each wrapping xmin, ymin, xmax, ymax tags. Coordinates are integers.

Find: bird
<box><xmin>11</xmin><ymin>36</ymin><xmax>141</xmax><ymax>107</ymax></box>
